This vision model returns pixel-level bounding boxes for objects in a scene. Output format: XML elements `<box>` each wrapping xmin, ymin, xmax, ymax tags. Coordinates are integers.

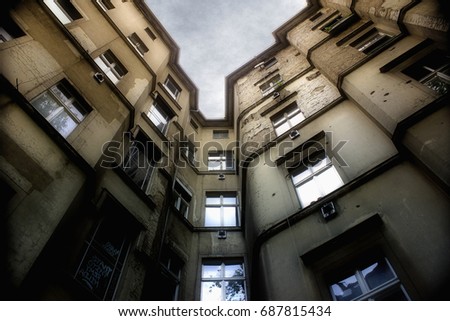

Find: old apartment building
<box><xmin>1</xmin><ymin>0</ymin><xmax>449</xmax><ymax>301</ymax></box>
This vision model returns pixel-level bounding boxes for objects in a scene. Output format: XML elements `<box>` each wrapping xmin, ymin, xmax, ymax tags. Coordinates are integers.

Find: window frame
<box><xmin>200</xmin><ymin>258</ymin><xmax>247</xmax><ymax>301</ymax></box>
<box><xmin>328</xmin><ymin>257</ymin><xmax>411</xmax><ymax>301</ymax></box>
<box><xmin>30</xmin><ymin>79</ymin><xmax>91</xmax><ymax>138</ymax></box>
<box><xmin>271</xmin><ymin>102</ymin><xmax>305</xmax><ymax>136</ymax></box>
<box><xmin>290</xmin><ymin>150</ymin><xmax>344</xmax><ymax>208</ymax></box>
<box><xmin>96</xmin><ymin>0</ymin><xmax>115</xmax><ymax>11</ymax></box>
<box><xmin>0</xmin><ymin>14</ymin><xmax>26</xmax><ymax>43</ymax></box>
<box><xmin>173</xmin><ymin>179</ymin><xmax>192</xmax><ymax>219</ymax></box>
<box><xmin>127</xmin><ymin>32</ymin><xmax>149</xmax><ymax>57</ymax></box>
<box><xmin>43</xmin><ymin>0</ymin><xmax>83</xmax><ymax>24</ymax></box>
<box><xmin>147</xmin><ymin>100</ymin><xmax>174</xmax><ymax>135</ymax></box>
<box><xmin>259</xmin><ymin>73</ymin><xmax>283</xmax><ymax>97</ymax></box>
<box><xmin>163</xmin><ymin>76</ymin><xmax>182</xmax><ymax>100</ymax></box>
<box><xmin>212</xmin><ymin>130</ymin><xmax>229</xmax><ymax>139</ymax></box>
<box><xmin>158</xmin><ymin>248</ymin><xmax>184</xmax><ymax>300</ymax></box>
<box><xmin>204</xmin><ymin>192</ymin><xmax>239</xmax><ymax>227</ymax></box>
<box><xmin>121</xmin><ymin>132</ymin><xmax>162</xmax><ymax>194</ymax></box>
<box><xmin>94</xmin><ymin>49</ymin><xmax>128</xmax><ymax>84</ymax></box>
<box><xmin>401</xmin><ymin>48</ymin><xmax>450</xmax><ymax>95</ymax></box>
<box><xmin>207</xmin><ymin>151</ymin><xmax>234</xmax><ymax>171</ymax></box>
<box><xmin>350</xmin><ymin>28</ymin><xmax>392</xmax><ymax>55</ymax></box>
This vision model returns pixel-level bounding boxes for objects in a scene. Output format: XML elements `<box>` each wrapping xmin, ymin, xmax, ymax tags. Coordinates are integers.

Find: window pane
<box><xmin>202</xmin><ymin>264</ymin><xmax>222</xmax><ymax>278</ymax></box>
<box><xmin>289</xmin><ymin>112</ymin><xmax>305</xmax><ymax>127</ymax></box>
<box><xmin>222</xmin><ymin>197</ymin><xmax>237</xmax><ymax>205</ymax></box>
<box><xmin>223</xmin><ymin>207</ymin><xmax>237</xmax><ymax>226</ymax></box>
<box><xmin>315</xmin><ymin>167</ymin><xmax>343</xmax><ymax>195</ymax></box>
<box><xmin>296</xmin><ymin>179</ymin><xmax>321</xmax><ymax>207</ymax></box>
<box><xmin>224</xmin><ymin>264</ymin><xmax>244</xmax><ymax>278</ymax></box>
<box><xmin>275</xmin><ymin>122</ymin><xmax>290</xmax><ymax>135</ymax></box>
<box><xmin>205</xmin><ymin>207</ymin><xmax>221</xmax><ymax>227</ymax></box>
<box><xmin>201</xmin><ymin>281</ymin><xmax>223</xmax><ymax>301</ymax></box>
<box><xmin>362</xmin><ymin>260</ymin><xmax>396</xmax><ymax>290</ymax></box>
<box><xmin>49</xmin><ymin>109</ymin><xmax>77</xmax><ymax>138</ymax></box>
<box><xmin>32</xmin><ymin>92</ymin><xmax>60</xmax><ymax>118</ymax></box>
<box><xmin>330</xmin><ymin>275</ymin><xmax>362</xmax><ymax>301</ymax></box>
<box><xmin>205</xmin><ymin>197</ymin><xmax>221</xmax><ymax>205</ymax></box>
<box><xmin>292</xmin><ymin>166</ymin><xmax>311</xmax><ymax>185</ymax></box>
<box><xmin>224</xmin><ymin>280</ymin><xmax>246</xmax><ymax>301</ymax></box>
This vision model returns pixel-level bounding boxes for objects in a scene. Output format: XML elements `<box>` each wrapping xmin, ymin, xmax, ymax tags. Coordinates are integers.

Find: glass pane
<box><xmin>374</xmin><ymin>286</ymin><xmax>409</xmax><ymax>301</ymax></box>
<box><xmin>296</xmin><ymin>179</ymin><xmax>321</xmax><ymax>207</ymax></box>
<box><xmin>201</xmin><ymin>281</ymin><xmax>223</xmax><ymax>301</ymax></box>
<box><xmin>362</xmin><ymin>259</ymin><xmax>396</xmax><ymax>290</ymax></box>
<box><xmin>205</xmin><ymin>207</ymin><xmax>221</xmax><ymax>227</ymax></box>
<box><xmin>224</xmin><ymin>264</ymin><xmax>244</xmax><ymax>278</ymax></box>
<box><xmin>223</xmin><ymin>197</ymin><xmax>237</xmax><ymax>205</ymax></box>
<box><xmin>205</xmin><ymin>197</ymin><xmax>221</xmax><ymax>205</ymax></box>
<box><xmin>224</xmin><ymin>280</ymin><xmax>246</xmax><ymax>301</ymax></box>
<box><xmin>32</xmin><ymin>92</ymin><xmax>60</xmax><ymax>118</ymax></box>
<box><xmin>202</xmin><ymin>264</ymin><xmax>222</xmax><ymax>278</ymax></box>
<box><xmin>291</xmin><ymin>167</ymin><xmax>311</xmax><ymax>185</ymax></box>
<box><xmin>330</xmin><ymin>274</ymin><xmax>362</xmax><ymax>301</ymax></box>
<box><xmin>274</xmin><ymin>122</ymin><xmax>290</xmax><ymax>136</ymax></box>
<box><xmin>223</xmin><ymin>207</ymin><xmax>237</xmax><ymax>226</ymax></box>
<box><xmin>315</xmin><ymin>167</ymin><xmax>343</xmax><ymax>195</ymax></box>
<box><xmin>49</xmin><ymin>110</ymin><xmax>77</xmax><ymax>138</ymax></box>
<box><xmin>289</xmin><ymin>112</ymin><xmax>305</xmax><ymax>127</ymax></box>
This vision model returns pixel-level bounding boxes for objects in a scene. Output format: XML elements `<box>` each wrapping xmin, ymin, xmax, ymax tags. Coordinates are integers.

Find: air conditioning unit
<box><xmin>218</xmin><ymin>174</ymin><xmax>225</xmax><ymax>181</ymax></box>
<box><xmin>272</xmin><ymin>91</ymin><xmax>280</xmax><ymax>99</ymax></box>
<box><xmin>321</xmin><ymin>201</ymin><xmax>337</xmax><ymax>221</ymax></box>
<box><xmin>93</xmin><ymin>72</ymin><xmax>104</xmax><ymax>83</ymax></box>
<box><xmin>217</xmin><ymin>230</ymin><xmax>227</xmax><ymax>239</ymax></box>
<box><xmin>289</xmin><ymin>130</ymin><xmax>300</xmax><ymax>139</ymax></box>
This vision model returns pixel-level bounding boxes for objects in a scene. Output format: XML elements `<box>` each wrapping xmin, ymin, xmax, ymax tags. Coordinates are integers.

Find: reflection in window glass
<box><xmin>201</xmin><ymin>260</ymin><xmax>246</xmax><ymax>301</ymax></box>
<box><xmin>271</xmin><ymin>103</ymin><xmax>305</xmax><ymax>136</ymax></box>
<box><xmin>329</xmin><ymin>258</ymin><xmax>410</xmax><ymax>301</ymax></box>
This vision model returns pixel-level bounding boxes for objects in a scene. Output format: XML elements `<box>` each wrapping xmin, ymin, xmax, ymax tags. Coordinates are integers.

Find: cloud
<box><xmin>146</xmin><ymin>0</ymin><xmax>307</xmax><ymax>118</ymax></box>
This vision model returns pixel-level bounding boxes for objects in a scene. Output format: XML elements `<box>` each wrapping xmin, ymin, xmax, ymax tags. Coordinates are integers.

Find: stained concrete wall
<box><xmin>256</xmin><ymin>161</ymin><xmax>450</xmax><ymax>300</ymax></box>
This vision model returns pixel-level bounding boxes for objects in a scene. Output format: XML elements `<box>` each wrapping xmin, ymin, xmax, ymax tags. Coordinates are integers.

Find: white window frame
<box><xmin>200</xmin><ymin>259</ymin><xmax>246</xmax><ymax>301</ymax></box>
<box><xmin>96</xmin><ymin>0</ymin><xmax>115</xmax><ymax>11</ymax></box>
<box><xmin>350</xmin><ymin>28</ymin><xmax>391</xmax><ymax>54</ymax></box>
<box><xmin>291</xmin><ymin>151</ymin><xmax>343</xmax><ymax>208</ymax></box>
<box><xmin>329</xmin><ymin>257</ymin><xmax>410</xmax><ymax>301</ymax></box>
<box><xmin>43</xmin><ymin>0</ymin><xmax>83</xmax><ymax>25</ymax></box>
<box><xmin>271</xmin><ymin>103</ymin><xmax>305</xmax><ymax>136</ymax></box>
<box><xmin>204</xmin><ymin>193</ymin><xmax>239</xmax><ymax>227</ymax></box>
<box><xmin>94</xmin><ymin>50</ymin><xmax>127</xmax><ymax>84</ymax></box>
<box><xmin>147</xmin><ymin>102</ymin><xmax>172</xmax><ymax>134</ymax></box>
<box><xmin>30</xmin><ymin>80</ymin><xmax>90</xmax><ymax>138</ymax></box>
<box><xmin>207</xmin><ymin>151</ymin><xmax>234</xmax><ymax>171</ymax></box>
<box><xmin>163</xmin><ymin>76</ymin><xmax>181</xmax><ymax>100</ymax></box>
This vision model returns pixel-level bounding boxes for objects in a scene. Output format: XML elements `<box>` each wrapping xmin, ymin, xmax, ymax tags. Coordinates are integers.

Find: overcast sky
<box><xmin>145</xmin><ymin>0</ymin><xmax>307</xmax><ymax>119</ymax></box>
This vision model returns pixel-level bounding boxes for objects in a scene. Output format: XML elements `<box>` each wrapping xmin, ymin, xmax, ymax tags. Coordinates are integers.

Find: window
<box><xmin>0</xmin><ymin>14</ymin><xmax>26</xmax><ymax>43</ymax></box>
<box><xmin>96</xmin><ymin>0</ymin><xmax>115</xmax><ymax>11</ymax></box>
<box><xmin>259</xmin><ymin>74</ymin><xmax>283</xmax><ymax>97</ymax></box>
<box><xmin>207</xmin><ymin>151</ymin><xmax>234</xmax><ymax>171</ymax></box>
<box><xmin>350</xmin><ymin>28</ymin><xmax>392</xmax><ymax>55</ymax></box>
<box><xmin>94</xmin><ymin>49</ymin><xmax>128</xmax><ymax>84</ymax></box>
<box><xmin>181</xmin><ymin>139</ymin><xmax>197</xmax><ymax>166</ymax></box>
<box><xmin>320</xmin><ymin>14</ymin><xmax>356</xmax><ymax>35</ymax></box>
<box><xmin>205</xmin><ymin>192</ymin><xmax>239</xmax><ymax>227</ymax></box>
<box><xmin>271</xmin><ymin>102</ymin><xmax>305</xmax><ymax>136</ymax></box>
<box><xmin>127</xmin><ymin>32</ymin><xmax>149</xmax><ymax>56</ymax></box>
<box><xmin>212</xmin><ymin>130</ymin><xmax>229</xmax><ymax>139</ymax></box>
<box><xmin>290</xmin><ymin>150</ymin><xmax>343</xmax><ymax>208</ymax></box>
<box><xmin>329</xmin><ymin>257</ymin><xmax>410</xmax><ymax>301</ymax></box>
<box><xmin>145</xmin><ymin>27</ymin><xmax>157</xmax><ymax>41</ymax></box>
<box><xmin>190</xmin><ymin>119</ymin><xmax>199</xmax><ymax>131</ymax></box>
<box><xmin>201</xmin><ymin>259</ymin><xmax>246</xmax><ymax>301</ymax></box>
<box><xmin>43</xmin><ymin>0</ymin><xmax>82</xmax><ymax>24</ymax></box>
<box><xmin>173</xmin><ymin>180</ymin><xmax>192</xmax><ymax>219</ymax></box>
<box><xmin>73</xmin><ymin>196</ymin><xmax>137</xmax><ymax>300</ymax></box>
<box><xmin>31</xmin><ymin>79</ymin><xmax>91</xmax><ymax>138</ymax></box>
<box><xmin>402</xmin><ymin>49</ymin><xmax>450</xmax><ymax>95</ymax></box>
<box><xmin>157</xmin><ymin>248</ymin><xmax>183</xmax><ymax>300</ymax></box>
<box><xmin>147</xmin><ymin>100</ymin><xmax>174</xmax><ymax>134</ymax></box>
<box><xmin>163</xmin><ymin>76</ymin><xmax>181</xmax><ymax>100</ymax></box>
<box><xmin>122</xmin><ymin>132</ymin><xmax>162</xmax><ymax>193</ymax></box>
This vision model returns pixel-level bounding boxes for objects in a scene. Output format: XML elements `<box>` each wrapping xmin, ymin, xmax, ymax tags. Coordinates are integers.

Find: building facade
<box><xmin>0</xmin><ymin>0</ymin><xmax>449</xmax><ymax>300</ymax></box>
